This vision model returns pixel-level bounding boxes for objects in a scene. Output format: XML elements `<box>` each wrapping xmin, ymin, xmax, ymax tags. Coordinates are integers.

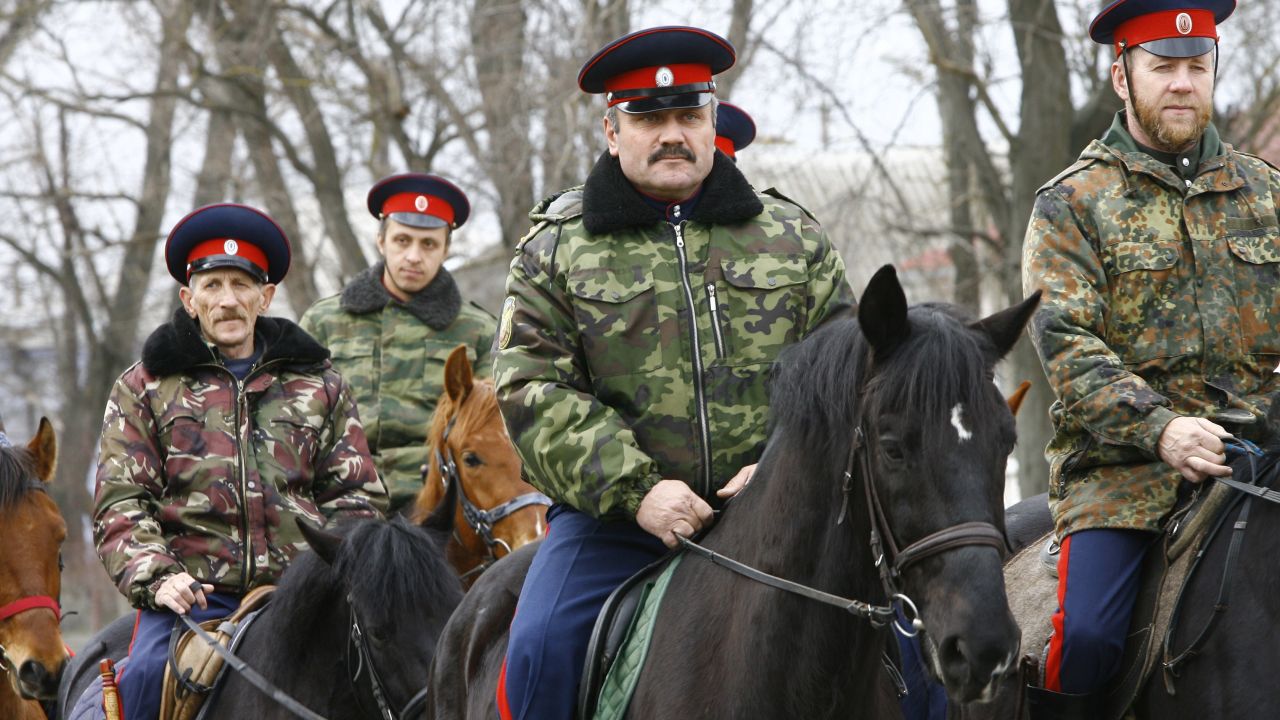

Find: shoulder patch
<box><xmin>497</xmin><ymin>296</ymin><xmax>516</xmax><ymax>351</ymax></box>
<box><xmin>760</xmin><ymin>186</ymin><xmax>818</xmax><ymax>223</ymax></box>
<box><xmin>1038</xmin><ymin>158</ymin><xmax>1099</xmax><ymax>194</ymax></box>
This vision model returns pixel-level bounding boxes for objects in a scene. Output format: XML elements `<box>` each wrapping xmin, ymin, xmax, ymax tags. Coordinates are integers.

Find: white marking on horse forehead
<box><xmin>950</xmin><ymin>404</ymin><xmax>972</xmax><ymax>442</ymax></box>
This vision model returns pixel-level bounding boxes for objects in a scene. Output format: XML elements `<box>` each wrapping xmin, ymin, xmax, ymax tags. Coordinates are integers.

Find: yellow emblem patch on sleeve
<box><xmin>498</xmin><ymin>296</ymin><xmax>516</xmax><ymax>350</ymax></box>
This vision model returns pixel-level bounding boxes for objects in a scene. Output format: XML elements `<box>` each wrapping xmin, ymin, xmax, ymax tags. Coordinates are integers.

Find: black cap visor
<box><xmin>615</xmin><ymin>91</ymin><xmax>715</xmax><ymax>114</ymax></box>
<box><xmin>1136</xmin><ymin>36</ymin><xmax>1216</xmax><ymax>58</ymax></box>
<box><xmin>187</xmin><ymin>256</ymin><xmax>269</xmax><ymax>284</ymax></box>
<box><xmin>387</xmin><ymin>211</ymin><xmax>450</xmax><ymax>229</ymax></box>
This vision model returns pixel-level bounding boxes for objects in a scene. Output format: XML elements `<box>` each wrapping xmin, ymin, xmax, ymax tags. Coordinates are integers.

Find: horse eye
<box><xmin>880</xmin><ymin>440</ymin><xmax>906</xmax><ymax>463</ymax></box>
<box><xmin>462</xmin><ymin>451</ymin><xmax>483</xmax><ymax>468</ymax></box>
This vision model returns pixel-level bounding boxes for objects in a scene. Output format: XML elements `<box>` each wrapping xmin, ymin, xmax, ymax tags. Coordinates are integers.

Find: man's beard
<box><xmin>1131</xmin><ymin>88</ymin><xmax>1212</xmax><ymax>152</ymax></box>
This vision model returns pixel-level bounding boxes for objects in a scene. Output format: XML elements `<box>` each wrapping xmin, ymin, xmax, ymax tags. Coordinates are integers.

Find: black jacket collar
<box><xmin>338</xmin><ymin>262</ymin><xmax>461</xmax><ymax>331</ymax></box>
<box><xmin>142</xmin><ymin>306</ymin><xmax>329</xmax><ymax>377</ymax></box>
<box><xmin>582</xmin><ymin>150</ymin><xmax>764</xmax><ymax>235</ymax></box>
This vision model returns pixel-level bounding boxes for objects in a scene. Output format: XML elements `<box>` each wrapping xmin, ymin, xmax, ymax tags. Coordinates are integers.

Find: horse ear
<box><xmin>444</xmin><ymin>345</ymin><xmax>474</xmax><ymax>404</ymax></box>
<box><xmin>1007</xmin><ymin>380</ymin><xmax>1032</xmax><ymax>417</ymax></box>
<box><xmin>970</xmin><ymin>290</ymin><xmax>1042</xmax><ymax>360</ymax></box>
<box><xmin>420</xmin><ymin>467</ymin><xmax>458</xmax><ymax>538</ymax></box>
<box><xmin>28</xmin><ymin>417</ymin><xmax>57</xmax><ymax>484</ymax></box>
<box><xmin>858</xmin><ymin>265</ymin><xmax>910</xmax><ymax>354</ymax></box>
<box><xmin>296</xmin><ymin>518</ymin><xmax>342</xmax><ymax>565</ymax></box>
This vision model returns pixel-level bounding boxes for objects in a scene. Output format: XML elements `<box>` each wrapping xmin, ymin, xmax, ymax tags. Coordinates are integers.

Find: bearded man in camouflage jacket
<box><xmin>93</xmin><ymin>204</ymin><xmax>388</xmax><ymax>720</ymax></box>
<box><xmin>1021</xmin><ymin>1</ymin><xmax>1280</xmax><ymax>716</ymax></box>
<box><xmin>301</xmin><ymin>174</ymin><xmax>495</xmax><ymax>513</ymax></box>
<box><xmin>492</xmin><ymin>27</ymin><xmax>854</xmax><ymax>720</ymax></box>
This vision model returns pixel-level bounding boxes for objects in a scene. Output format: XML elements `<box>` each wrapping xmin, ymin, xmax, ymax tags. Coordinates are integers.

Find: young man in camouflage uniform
<box><xmin>94</xmin><ymin>203</ymin><xmax>388</xmax><ymax>720</ymax></box>
<box><xmin>492</xmin><ymin>27</ymin><xmax>854</xmax><ymax>719</ymax></box>
<box><xmin>301</xmin><ymin>174</ymin><xmax>496</xmax><ymax>514</ymax></box>
<box><xmin>1023</xmin><ymin>1</ymin><xmax>1278</xmax><ymax>716</ymax></box>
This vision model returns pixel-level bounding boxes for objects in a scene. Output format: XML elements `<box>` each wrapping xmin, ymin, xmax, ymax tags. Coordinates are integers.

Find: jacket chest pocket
<box><xmin>716</xmin><ymin>254</ymin><xmax>808</xmax><ymax>364</ymax></box>
<box><xmin>567</xmin><ymin>268</ymin><xmax>666</xmax><ymax>377</ymax></box>
<box><xmin>1101</xmin><ymin>240</ymin><xmax>1186</xmax><ymax>363</ymax></box>
<box><xmin>1225</xmin><ymin>225</ymin><xmax>1280</xmax><ymax>354</ymax></box>
<box><xmin>265</xmin><ymin>413</ymin><xmax>322</xmax><ymax>487</ymax></box>
<box><xmin>158</xmin><ymin>410</ymin><xmax>210</xmax><ymax>493</ymax></box>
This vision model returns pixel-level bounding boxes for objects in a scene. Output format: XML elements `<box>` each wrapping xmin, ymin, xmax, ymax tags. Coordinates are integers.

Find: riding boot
<box><xmin>1024</xmin><ymin>685</ymin><xmax>1101</xmax><ymax>720</ymax></box>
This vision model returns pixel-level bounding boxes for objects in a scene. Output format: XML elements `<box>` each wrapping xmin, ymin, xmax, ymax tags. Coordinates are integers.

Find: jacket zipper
<box><xmin>706</xmin><ymin>283</ymin><xmax>726</xmax><ymax>360</ymax></box>
<box><xmin>673</xmin><ymin>222</ymin><xmax>713</xmax><ymax>496</ymax></box>
<box><xmin>233</xmin><ymin>376</ymin><xmax>253</xmax><ymax>593</ymax></box>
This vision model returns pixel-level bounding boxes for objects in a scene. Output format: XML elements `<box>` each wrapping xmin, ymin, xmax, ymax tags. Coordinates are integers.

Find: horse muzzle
<box><xmin>13</xmin><ymin>655</ymin><xmax>66</xmax><ymax>700</ymax></box>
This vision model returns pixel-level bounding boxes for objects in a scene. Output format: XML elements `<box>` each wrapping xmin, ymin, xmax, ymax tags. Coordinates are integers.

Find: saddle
<box><xmin>1009</xmin><ymin>481</ymin><xmax>1237</xmax><ymax>720</ymax></box>
<box><xmin>159</xmin><ymin>585</ymin><xmax>275</xmax><ymax>720</ymax></box>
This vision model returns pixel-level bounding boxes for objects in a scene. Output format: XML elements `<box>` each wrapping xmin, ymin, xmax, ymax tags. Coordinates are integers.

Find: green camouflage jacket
<box><xmin>301</xmin><ymin>265</ymin><xmax>496</xmax><ymax>512</ymax></box>
<box><xmin>494</xmin><ymin>151</ymin><xmax>855</xmax><ymax>519</ymax></box>
<box><xmin>95</xmin><ymin>309</ymin><xmax>388</xmax><ymax>609</ymax></box>
<box><xmin>1024</xmin><ymin>113</ymin><xmax>1280</xmax><ymax>537</ymax></box>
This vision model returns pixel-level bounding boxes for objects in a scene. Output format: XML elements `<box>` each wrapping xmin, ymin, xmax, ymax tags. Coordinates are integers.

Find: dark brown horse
<box><xmin>412</xmin><ymin>345</ymin><xmax>549</xmax><ymax>586</ymax></box>
<box><xmin>0</xmin><ymin>415</ymin><xmax>68</xmax><ymax>719</ymax></box>
<box><xmin>427</xmin><ymin>266</ymin><xmax>1038</xmax><ymax>719</ymax></box>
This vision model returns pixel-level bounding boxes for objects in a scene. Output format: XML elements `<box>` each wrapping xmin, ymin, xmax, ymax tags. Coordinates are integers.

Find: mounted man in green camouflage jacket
<box><xmin>301</xmin><ymin>174</ymin><xmax>496</xmax><ymax>513</ymax></box>
<box><xmin>93</xmin><ymin>204</ymin><xmax>387</xmax><ymax>720</ymax></box>
<box><xmin>493</xmin><ymin>26</ymin><xmax>855</xmax><ymax>719</ymax></box>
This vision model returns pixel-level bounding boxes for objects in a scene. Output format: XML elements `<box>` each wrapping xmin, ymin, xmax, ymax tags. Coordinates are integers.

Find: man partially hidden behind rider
<box><xmin>92</xmin><ymin>204</ymin><xmax>388</xmax><ymax>720</ymax></box>
<box><xmin>490</xmin><ymin>25</ymin><xmax>855</xmax><ymax>720</ymax></box>
<box><xmin>1024</xmin><ymin>0</ymin><xmax>1280</xmax><ymax>716</ymax></box>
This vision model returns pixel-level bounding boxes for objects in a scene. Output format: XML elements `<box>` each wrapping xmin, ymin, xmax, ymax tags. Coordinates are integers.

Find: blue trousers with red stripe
<box><xmin>116</xmin><ymin>593</ymin><xmax>240</xmax><ymax>720</ymax></box>
<box><xmin>498</xmin><ymin>504</ymin><xmax>666</xmax><ymax>720</ymax></box>
<box><xmin>1044</xmin><ymin>529</ymin><xmax>1156</xmax><ymax>694</ymax></box>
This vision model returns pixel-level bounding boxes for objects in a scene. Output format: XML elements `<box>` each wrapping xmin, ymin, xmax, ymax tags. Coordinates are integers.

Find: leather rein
<box><xmin>680</xmin><ymin>421</ymin><xmax>1008</xmax><ymax>638</ymax></box>
<box><xmin>431</xmin><ymin>414</ymin><xmax>551</xmax><ymax>580</ymax></box>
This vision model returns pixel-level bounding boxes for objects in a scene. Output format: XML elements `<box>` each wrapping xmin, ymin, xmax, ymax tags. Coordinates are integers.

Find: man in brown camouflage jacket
<box><xmin>93</xmin><ymin>203</ymin><xmax>387</xmax><ymax>720</ymax></box>
<box><xmin>493</xmin><ymin>27</ymin><xmax>853</xmax><ymax>719</ymax></box>
<box><xmin>1021</xmin><ymin>1</ymin><xmax>1277</xmax><ymax>716</ymax></box>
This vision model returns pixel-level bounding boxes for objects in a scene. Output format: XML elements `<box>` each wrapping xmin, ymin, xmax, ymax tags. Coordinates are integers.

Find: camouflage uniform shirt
<box><xmin>95</xmin><ymin>309</ymin><xmax>389</xmax><ymax>609</ymax></box>
<box><xmin>494</xmin><ymin>151</ymin><xmax>855</xmax><ymax>519</ymax></box>
<box><xmin>1024</xmin><ymin>113</ymin><xmax>1280</xmax><ymax>537</ymax></box>
<box><xmin>301</xmin><ymin>265</ymin><xmax>496</xmax><ymax>512</ymax></box>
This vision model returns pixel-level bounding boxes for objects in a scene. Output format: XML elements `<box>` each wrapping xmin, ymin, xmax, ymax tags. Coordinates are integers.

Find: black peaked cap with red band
<box><xmin>1090</xmin><ymin>0</ymin><xmax>1235</xmax><ymax>57</ymax></box>
<box><xmin>367</xmin><ymin>173</ymin><xmax>471</xmax><ymax>230</ymax></box>
<box><xmin>579</xmin><ymin>26</ymin><xmax>735</xmax><ymax>114</ymax></box>
<box><xmin>165</xmin><ymin>203</ymin><xmax>291</xmax><ymax>286</ymax></box>
<box><xmin>715</xmin><ymin>101</ymin><xmax>756</xmax><ymax>159</ymax></box>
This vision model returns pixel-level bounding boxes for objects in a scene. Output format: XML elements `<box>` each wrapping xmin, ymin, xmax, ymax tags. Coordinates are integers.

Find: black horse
<box><xmin>427</xmin><ymin>265</ymin><xmax>1039</xmax><ymax>719</ymax></box>
<box><xmin>59</xmin><ymin>493</ymin><xmax>463</xmax><ymax>719</ymax></box>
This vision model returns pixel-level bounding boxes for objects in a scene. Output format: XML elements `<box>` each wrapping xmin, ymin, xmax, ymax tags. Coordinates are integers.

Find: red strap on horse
<box><xmin>0</xmin><ymin>595</ymin><xmax>61</xmax><ymax>622</ymax></box>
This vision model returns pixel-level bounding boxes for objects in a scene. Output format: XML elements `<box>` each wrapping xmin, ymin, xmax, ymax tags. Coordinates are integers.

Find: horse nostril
<box><xmin>17</xmin><ymin>659</ymin><xmax>59</xmax><ymax>698</ymax></box>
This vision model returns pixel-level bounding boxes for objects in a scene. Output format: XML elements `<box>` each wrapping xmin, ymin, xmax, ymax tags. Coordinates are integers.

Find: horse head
<box><xmin>855</xmin><ymin>266</ymin><xmax>1038</xmax><ymax>702</ymax></box>
<box><xmin>0</xmin><ymin>417</ymin><xmax>68</xmax><ymax>701</ymax></box>
<box><xmin>412</xmin><ymin>345</ymin><xmax>548</xmax><ymax>583</ymax></box>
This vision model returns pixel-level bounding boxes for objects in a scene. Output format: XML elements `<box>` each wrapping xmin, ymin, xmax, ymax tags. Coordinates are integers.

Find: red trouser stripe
<box><xmin>1044</xmin><ymin>534</ymin><xmax>1072</xmax><ymax>692</ymax></box>
<box><xmin>496</xmin><ymin>656</ymin><xmax>514</xmax><ymax>720</ymax></box>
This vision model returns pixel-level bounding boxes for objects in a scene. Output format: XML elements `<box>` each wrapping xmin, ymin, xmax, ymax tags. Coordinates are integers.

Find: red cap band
<box><xmin>1114</xmin><ymin>8</ymin><xmax>1217</xmax><ymax>55</ymax></box>
<box><xmin>380</xmin><ymin>192</ymin><xmax>456</xmax><ymax>225</ymax></box>
<box><xmin>715</xmin><ymin>135</ymin><xmax>737</xmax><ymax>159</ymax></box>
<box><xmin>605</xmin><ymin>63</ymin><xmax>713</xmax><ymax>106</ymax></box>
<box><xmin>185</xmin><ymin>238</ymin><xmax>269</xmax><ymax>278</ymax></box>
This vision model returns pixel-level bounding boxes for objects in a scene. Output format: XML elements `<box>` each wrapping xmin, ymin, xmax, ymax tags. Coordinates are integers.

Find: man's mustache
<box><xmin>649</xmin><ymin>145</ymin><xmax>695</xmax><ymax>164</ymax></box>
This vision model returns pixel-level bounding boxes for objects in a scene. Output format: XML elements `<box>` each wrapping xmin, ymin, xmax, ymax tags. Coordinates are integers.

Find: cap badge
<box><xmin>655</xmin><ymin>66</ymin><xmax>674</xmax><ymax>87</ymax></box>
<box><xmin>224</xmin><ymin>239</ymin><xmax>239</xmax><ymax>255</ymax></box>
<box><xmin>415</xmin><ymin>195</ymin><xmax>429</xmax><ymax>212</ymax></box>
<box><xmin>1176</xmin><ymin>12</ymin><xmax>1193</xmax><ymax>35</ymax></box>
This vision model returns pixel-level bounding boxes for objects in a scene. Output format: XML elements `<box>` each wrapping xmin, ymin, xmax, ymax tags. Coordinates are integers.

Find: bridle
<box><xmin>346</xmin><ymin>595</ymin><xmax>429</xmax><ymax>720</ymax></box>
<box><xmin>0</xmin><ymin>443</ymin><xmax>63</xmax><ymax>673</ymax></box>
<box><xmin>680</xmin><ymin>414</ymin><xmax>1008</xmax><ymax>638</ymax></box>
<box><xmin>431</xmin><ymin>414</ymin><xmax>551</xmax><ymax>579</ymax></box>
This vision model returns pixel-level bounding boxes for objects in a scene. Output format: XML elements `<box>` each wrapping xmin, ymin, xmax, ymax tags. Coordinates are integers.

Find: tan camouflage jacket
<box><xmin>1024</xmin><ymin>114</ymin><xmax>1280</xmax><ymax>537</ymax></box>
<box><xmin>494</xmin><ymin>151</ymin><xmax>855</xmax><ymax>519</ymax></box>
<box><xmin>301</xmin><ymin>266</ymin><xmax>496</xmax><ymax>512</ymax></box>
<box><xmin>95</xmin><ymin>309</ymin><xmax>388</xmax><ymax>609</ymax></box>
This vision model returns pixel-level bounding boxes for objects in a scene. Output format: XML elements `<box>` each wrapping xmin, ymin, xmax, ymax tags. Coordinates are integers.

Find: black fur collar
<box><xmin>142</xmin><ymin>306</ymin><xmax>329</xmax><ymax>377</ymax></box>
<box><xmin>582</xmin><ymin>150</ymin><xmax>764</xmax><ymax>235</ymax></box>
<box><xmin>339</xmin><ymin>262</ymin><xmax>461</xmax><ymax>331</ymax></box>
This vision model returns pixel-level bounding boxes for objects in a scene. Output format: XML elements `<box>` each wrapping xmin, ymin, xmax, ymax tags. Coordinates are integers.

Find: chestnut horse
<box><xmin>0</xmin><ymin>415</ymin><xmax>68</xmax><ymax>719</ymax></box>
<box><xmin>412</xmin><ymin>346</ymin><xmax>550</xmax><ymax>586</ymax></box>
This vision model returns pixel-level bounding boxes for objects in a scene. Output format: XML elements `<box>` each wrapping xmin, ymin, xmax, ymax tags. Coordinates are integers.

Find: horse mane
<box><xmin>271</xmin><ymin>517</ymin><xmax>459</xmax><ymax>648</ymax></box>
<box><xmin>768</xmin><ymin>303</ymin><xmax>998</xmax><ymax>459</ymax></box>
<box><xmin>0</xmin><ymin>443</ymin><xmax>37</xmax><ymax>512</ymax></box>
<box><xmin>427</xmin><ymin>378</ymin><xmax>502</xmax><ymax>451</ymax></box>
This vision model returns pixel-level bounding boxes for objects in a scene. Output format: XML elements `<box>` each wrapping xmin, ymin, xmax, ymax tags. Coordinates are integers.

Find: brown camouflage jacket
<box><xmin>94</xmin><ymin>308</ymin><xmax>388</xmax><ymax>609</ymax></box>
<box><xmin>1024</xmin><ymin>114</ymin><xmax>1280</xmax><ymax>537</ymax></box>
<box><xmin>494</xmin><ymin>151</ymin><xmax>855</xmax><ymax>519</ymax></box>
<box><xmin>301</xmin><ymin>265</ymin><xmax>496</xmax><ymax>512</ymax></box>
